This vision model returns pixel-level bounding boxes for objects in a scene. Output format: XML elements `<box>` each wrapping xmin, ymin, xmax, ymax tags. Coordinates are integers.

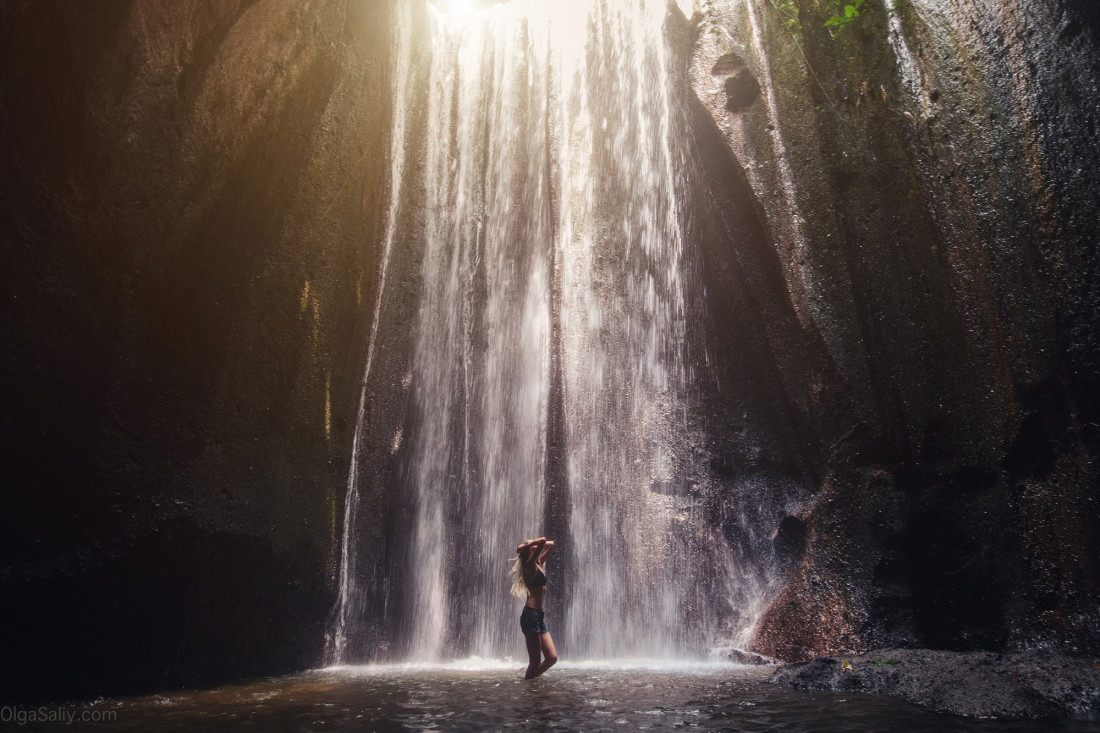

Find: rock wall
<box><xmin>692</xmin><ymin>0</ymin><xmax>1100</xmax><ymax>659</ymax></box>
<box><xmin>0</xmin><ymin>0</ymin><xmax>391</xmax><ymax>701</ymax></box>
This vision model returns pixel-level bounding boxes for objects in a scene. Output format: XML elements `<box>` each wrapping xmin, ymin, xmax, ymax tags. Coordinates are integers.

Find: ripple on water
<box><xmin>31</xmin><ymin>664</ymin><xmax>1100</xmax><ymax>733</ymax></box>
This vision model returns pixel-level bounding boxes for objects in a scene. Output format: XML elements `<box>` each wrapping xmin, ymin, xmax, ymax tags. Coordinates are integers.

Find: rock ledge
<box><xmin>771</xmin><ymin>649</ymin><xmax>1100</xmax><ymax>719</ymax></box>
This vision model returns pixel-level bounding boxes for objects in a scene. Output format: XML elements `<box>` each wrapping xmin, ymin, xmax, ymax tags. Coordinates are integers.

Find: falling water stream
<box><xmin>330</xmin><ymin>0</ymin><xmax>750</xmax><ymax>666</ymax></box>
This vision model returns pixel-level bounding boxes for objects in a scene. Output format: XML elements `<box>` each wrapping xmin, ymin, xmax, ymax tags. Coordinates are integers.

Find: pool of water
<box><xmin>23</xmin><ymin>662</ymin><xmax>1100</xmax><ymax>732</ymax></box>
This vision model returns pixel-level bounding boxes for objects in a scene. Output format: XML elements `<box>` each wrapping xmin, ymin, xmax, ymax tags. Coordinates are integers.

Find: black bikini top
<box><xmin>527</xmin><ymin>565</ymin><xmax>547</xmax><ymax>588</ymax></box>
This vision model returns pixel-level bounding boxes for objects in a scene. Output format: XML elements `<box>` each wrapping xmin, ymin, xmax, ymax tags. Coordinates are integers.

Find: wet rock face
<box><xmin>772</xmin><ymin>649</ymin><xmax>1100</xmax><ymax>719</ymax></box>
<box><xmin>723</xmin><ymin>69</ymin><xmax>761</xmax><ymax>112</ymax></box>
<box><xmin>773</xmin><ymin>516</ymin><xmax>807</xmax><ymax>569</ymax></box>
<box><xmin>711</xmin><ymin>52</ymin><xmax>761</xmax><ymax>112</ymax></box>
<box><xmin>692</xmin><ymin>0</ymin><xmax>1100</xmax><ymax>660</ymax></box>
<box><xmin>0</xmin><ymin>0</ymin><xmax>391</xmax><ymax>702</ymax></box>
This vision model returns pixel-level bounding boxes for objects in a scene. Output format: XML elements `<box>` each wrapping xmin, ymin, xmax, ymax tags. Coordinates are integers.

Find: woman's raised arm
<box><xmin>518</xmin><ymin>537</ymin><xmax>550</xmax><ymax>564</ymax></box>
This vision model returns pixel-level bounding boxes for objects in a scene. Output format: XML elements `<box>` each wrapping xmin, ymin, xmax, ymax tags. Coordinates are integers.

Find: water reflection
<box><xmin>37</xmin><ymin>664</ymin><xmax>1100</xmax><ymax>732</ymax></box>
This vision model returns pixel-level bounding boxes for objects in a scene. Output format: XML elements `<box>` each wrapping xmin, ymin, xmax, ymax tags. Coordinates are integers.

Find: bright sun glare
<box><xmin>437</xmin><ymin>0</ymin><xmax>697</xmax><ymax>24</ymax></box>
<box><xmin>447</xmin><ymin>0</ymin><xmax>476</xmax><ymax>14</ymax></box>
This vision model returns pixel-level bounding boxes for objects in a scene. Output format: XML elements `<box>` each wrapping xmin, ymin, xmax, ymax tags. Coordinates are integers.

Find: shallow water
<box><xmin>22</xmin><ymin>663</ymin><xmax>1100</xmax><ymax>732</ymax></box>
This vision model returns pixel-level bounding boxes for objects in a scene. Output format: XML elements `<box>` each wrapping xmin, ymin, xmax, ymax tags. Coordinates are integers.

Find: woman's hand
<box><xmin>517</xmin><ymin>537</ymin><xmax>548</xmax><ymax>558</ymax></box>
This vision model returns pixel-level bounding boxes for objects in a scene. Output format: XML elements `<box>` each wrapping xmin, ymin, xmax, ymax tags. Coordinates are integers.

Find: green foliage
<box><xmin>773</xmin><ymin>0</ymin><xmax>800</xmax><ymax>32</ymax></box>
<box><xmin>702</xmin><ymin>0</ymin><xmax>727</xmax><ymax>50</ymax></box>
<box><xmin>872</xmin><ymin>658</ymin><xmax>902</xmax><ymax>666</ymax></box>
<box><xmin>824</xmin><ymin>0</ymin><xmax>865</xmax><ymax>31</ymax></box>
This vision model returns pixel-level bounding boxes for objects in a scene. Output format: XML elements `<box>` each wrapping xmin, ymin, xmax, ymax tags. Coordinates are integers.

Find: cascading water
<box><xmin>328</xmin><ymin>0</ymin><xmax>415</xmax><ymax>664</ymax></box>
<box><xmin>406</xmin><ymin>0</ymin><xmax>555</xmax><ymax>660</ymax></box>
<box><xmin>330</xmin><ymin>0</ymin><xmax>756</xmax><ymax>665</ymax></box>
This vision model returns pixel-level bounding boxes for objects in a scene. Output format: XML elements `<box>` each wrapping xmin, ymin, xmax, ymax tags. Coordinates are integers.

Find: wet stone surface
<box><xmin>21</xmin><ymin>663</ymin><xmax>1100</xmax><ymax>732</ymax></box>
<box><xmin>772</xmin><ymin>649</ymin><xmax>1100</xmax><ymax>719</ymax></box>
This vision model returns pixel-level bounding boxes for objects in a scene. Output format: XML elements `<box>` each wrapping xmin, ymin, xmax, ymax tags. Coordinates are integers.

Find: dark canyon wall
<box><xmin>0</xmin><ymin>0</ymin><xmax>391</xmax><ymax>701</ymax></box>
<box><xmin>692</xmin><ymin>0</ymin><xmax>1100</xmax><ymax>660</ymax></box>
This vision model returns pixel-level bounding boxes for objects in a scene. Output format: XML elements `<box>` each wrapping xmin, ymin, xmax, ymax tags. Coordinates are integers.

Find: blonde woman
<box><xmin>510</xmin><ymin>536</ymin><xmax>557</xmax><ymax>679</ymax></box>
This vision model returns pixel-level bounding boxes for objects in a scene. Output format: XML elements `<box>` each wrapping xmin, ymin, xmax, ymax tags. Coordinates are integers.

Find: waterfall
<box><xmin>405</xmin><ymin>0</ymin><xmax>555</xmax><ymax>659</ymax></box>
<box><xmin>327</xmin><ymin>1</ymin><xmax>415</xmax><ymax>665</ymax></box>
<box><xmin>882</xmin><ymin>0</ymin><xmax>933</xmax><ymax>119</ymax></box>
<box><xmin>331</xmin><ymin>0</ymin><xmax>750</xmax><ymax>664</ymax></box>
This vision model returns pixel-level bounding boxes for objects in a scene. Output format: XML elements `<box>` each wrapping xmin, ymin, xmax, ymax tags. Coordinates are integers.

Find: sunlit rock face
<box><xmin>692</xmin><ymin>0</ymin><xmax>1100</xmax><ymax>659</ymax></box>
<box><xmin>0</xmin><ymin>1</ymin><xmax>391</xmax><ymax>701</ymax></box>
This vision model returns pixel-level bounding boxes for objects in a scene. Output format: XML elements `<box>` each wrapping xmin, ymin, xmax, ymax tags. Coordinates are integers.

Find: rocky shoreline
<box><xmin>768</xmin><ymin>649</ymin><xmax>1100</xmax><ymax>720</ymax></box>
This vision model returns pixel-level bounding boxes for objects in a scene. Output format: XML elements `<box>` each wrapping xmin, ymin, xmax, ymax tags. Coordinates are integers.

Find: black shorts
<box><xmin>520</xmin><ymin>606</ymin><xmax>548</xmax><ymax>635</ymax></box>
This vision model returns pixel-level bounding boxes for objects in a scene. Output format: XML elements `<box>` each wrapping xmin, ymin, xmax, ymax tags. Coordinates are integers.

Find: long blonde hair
<box><xmin>507</xmin><ymin>555</ymin><xmax>528</xmax><ymax>599</ymax></box>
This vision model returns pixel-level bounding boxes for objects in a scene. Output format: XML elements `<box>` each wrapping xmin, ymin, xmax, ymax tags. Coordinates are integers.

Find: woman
<box><xmin>510</xmin><ymin>536</ymin><xmax>558</xmax><ymax>679</ymax></box>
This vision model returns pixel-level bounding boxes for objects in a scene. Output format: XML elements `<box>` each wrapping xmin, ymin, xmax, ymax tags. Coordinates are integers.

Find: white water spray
<box><xmin>331</xmin><ymin>0</ymin><xmax>749</xmax><ymax>663</ymax></box>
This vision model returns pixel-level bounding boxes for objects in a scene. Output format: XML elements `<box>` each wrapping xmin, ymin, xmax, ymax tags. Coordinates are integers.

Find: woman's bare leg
<box><xmin>524</xmin><ymin>632</ymin><xmax>542</xmax><ymax>679</ymax></box>
<box><xmin>524</xmin><ymin>632</ymin><xmax>558</xmax><ymax>679</ymax></box>
<box><xmin>538</xmin><ymin>633</ymin><xmax>558</xmax><ymax>674</ymax></box>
